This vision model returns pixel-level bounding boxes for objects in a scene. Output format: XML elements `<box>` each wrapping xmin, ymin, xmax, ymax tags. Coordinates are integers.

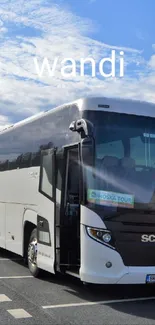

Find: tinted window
<box><xmin>0</xmin><ymin>104</ymin><xmax>80</xmax><ymax>171</ymax></box>
<box><xmin>20</xmin><ymin>153</ymin><xmax>32</xmax><ymax>168</ymax></box>
<box><xmin>130</xmin><ymin>136</ymin><xmax>146</xmax><ymax>166</ymax></box>
<box><xmin>96</xmin><ymin>140</ymin><xmax>124</xmax><ymax>159</ymax></box>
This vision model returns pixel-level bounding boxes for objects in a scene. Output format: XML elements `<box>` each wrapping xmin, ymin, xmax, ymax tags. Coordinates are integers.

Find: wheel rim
<box><xmin>28</xmin><ymin>238</ymin><xmax>37</xmax><ymax>267</ymax></box>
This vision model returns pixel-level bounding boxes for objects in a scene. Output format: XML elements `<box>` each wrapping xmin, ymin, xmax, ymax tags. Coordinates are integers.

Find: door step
<box><xmin>65</xmin><ymin>270</ymin><xmax>80</xmax><ymax>278</ymax></box>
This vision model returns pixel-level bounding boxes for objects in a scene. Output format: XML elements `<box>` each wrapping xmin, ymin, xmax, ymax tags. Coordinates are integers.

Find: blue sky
<box><xmin>67</xmin><ymin>0</ymin><xmax>154</xmax><ymax>51</ymax></box>
<box><xmin>0</xmin><ymin>0</ymin><xmax>155</xmax><ymax>128</ymax></box>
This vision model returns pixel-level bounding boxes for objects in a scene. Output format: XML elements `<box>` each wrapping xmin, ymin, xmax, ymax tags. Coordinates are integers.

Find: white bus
<box><xmin>1</xmin><ymin>96</ymin><xmax>155</xmax><ymax>284</ymax></box>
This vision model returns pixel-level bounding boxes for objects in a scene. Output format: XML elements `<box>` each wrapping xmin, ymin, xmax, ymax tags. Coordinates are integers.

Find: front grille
<box><xmin>115</xmin><ymin>231</ymin><xmax>155</xmax><ymax>266</ymax></box>
<box><xmin>104</xmin><ymin>214</ymin><xmax>155</xmax><ymax>267</ymax></box>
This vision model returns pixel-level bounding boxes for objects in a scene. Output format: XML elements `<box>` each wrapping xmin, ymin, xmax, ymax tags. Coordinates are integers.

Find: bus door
<box><xmin>55</xmin><ymin>145</ymin><xmax>81</xmax><ymax>272</ymax></box>
<box><xmin>37</xmin><ymin>148</ymin><xmax>56</xmax><ymax>274</ymax></box>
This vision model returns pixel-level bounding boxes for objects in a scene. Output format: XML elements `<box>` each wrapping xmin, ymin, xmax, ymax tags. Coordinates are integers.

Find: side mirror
<box><xmin>69</xmin><ymin>118</ymin><xmax>94</xmax><ymax>138</ymax></box>
<box><xmin>69</xmin><ymin>118</ymin><xmax>95</xmax><ymax>175</ymax></box>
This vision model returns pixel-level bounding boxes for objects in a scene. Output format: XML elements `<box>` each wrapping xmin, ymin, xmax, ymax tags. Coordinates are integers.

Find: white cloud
<box><xmin>0</xmin><ymin>0</ymin><xmax>154</xmax><ymax>129</ymax></box>
<box><xmin>0</xmin><ymin>115</ymin><xmax>11</xmax><ymax>131</ymax></box>
<box><xmin>148</xmin><ymin>55</ymin><xmax>155</xmax><ymax>69</ymax></box>
<box><xmin>0</xmin><ymin>27</ymin><xmax>8</xmax><ymax>33</ymax></box>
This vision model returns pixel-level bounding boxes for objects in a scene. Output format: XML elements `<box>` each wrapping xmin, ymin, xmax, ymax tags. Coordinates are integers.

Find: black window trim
<box><xmin>39</xmin><ymin>147</ymin><xmax>57</xmax><ymax>202</ymax></box>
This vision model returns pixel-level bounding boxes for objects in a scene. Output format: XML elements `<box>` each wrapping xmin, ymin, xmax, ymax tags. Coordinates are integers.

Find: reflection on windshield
<box><xmin>83</xmin><ymin>110</ymin><xmax>155</xmax><ymax>210</ymax></box>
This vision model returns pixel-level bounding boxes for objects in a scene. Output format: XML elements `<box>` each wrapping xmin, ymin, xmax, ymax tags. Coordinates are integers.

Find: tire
<box><xmin>27</xmin><ymin>228</ymin><xmax>40</xmax><ymax>277</ymax></box>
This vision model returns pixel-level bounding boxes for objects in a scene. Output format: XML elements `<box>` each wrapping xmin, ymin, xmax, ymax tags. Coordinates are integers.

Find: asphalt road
<box><xmin>0</xmin><ymin>249</ymin><xmax>155</xmax><ymax>324</ymax></box>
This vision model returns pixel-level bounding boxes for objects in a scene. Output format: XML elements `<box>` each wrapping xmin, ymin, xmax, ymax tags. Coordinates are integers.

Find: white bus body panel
<box><xmin>0</xmin><ymin>167</ymin><xmax>39</xmax><ymax>255</ymax></box>
<box><xmin>80</xmin><ymin>206</ymin><xmax>155</xmax><ymax>284</ymax></box>
<box><xmin>0</xmin><ymin>203</ymin><xmax>6</xmax><ymax>248</ymax></box>
<box><xmin>0</xmin><ymin>162</ymin><xmax>55</xmax><ymax>273</ymax></box>
<box><xmin>37</xmin><ymin>194</ymin><xmax>55</xmax><ymax>274</ymax></box>
<box><xmin>6</xmin><ymin>203</ymin><xmax>24</xmax><ymax>254</ymax></box>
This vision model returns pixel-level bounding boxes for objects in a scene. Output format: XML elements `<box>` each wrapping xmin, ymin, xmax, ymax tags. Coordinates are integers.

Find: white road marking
<box><xmin>42</xmin><ymin>296</ymin><xmax>155</xmax><ymax>309</ymax></box>
<box><xmin>7</xmin><ymin>309</ymin><xmax>32</xmax><ymax>319</ymax></box>
<box><xmin>0</xmin><ymin>275</ymin><xmax>33</xmax><ymax>279</ymax></box>
<box><xmin>0</xmin><ymin>294</ymin><xmax>11</xmax><ymax>302</ymax></box>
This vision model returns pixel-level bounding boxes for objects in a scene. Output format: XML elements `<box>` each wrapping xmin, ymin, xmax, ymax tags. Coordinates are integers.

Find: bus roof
<box><xmin>1</xmin><ymin>96</ymin><xmax>155</xmax><ymax>135</ymax></box>
<box><xmin>77</xmin><ymin>97</ymin><xmax>155</xmax><ymax>116</ymax></box>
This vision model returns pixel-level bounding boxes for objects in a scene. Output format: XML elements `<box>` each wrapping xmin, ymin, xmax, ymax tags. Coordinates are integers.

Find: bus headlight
<box><xmin>102</xmin><ymin>233</ymin><xmax>111</xmax><ymax>243</ymax></box>
<box><xmin>86</xmin><ymin>227</ymin><xmax>115</xmax><ymax>249</ymax></box>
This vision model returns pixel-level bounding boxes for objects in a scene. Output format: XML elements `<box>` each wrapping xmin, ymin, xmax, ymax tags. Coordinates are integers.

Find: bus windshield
<box><xmin>83</xmin><ymin>110</ymin><xmax>155</xmax><ymax>212</ymax></box>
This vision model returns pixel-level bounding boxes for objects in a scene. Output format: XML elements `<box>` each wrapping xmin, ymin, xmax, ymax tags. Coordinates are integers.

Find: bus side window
<box><xmin>19</xmin><ymin>152</ymin><xmax>32</xmax><ymax>169</ymax></box>
<box><xmin>31</xmin><ymin>151</ymin><xmax>41</xmax><ymax>166</ymax></box>
<box><xmin>16</xmin><ymin>154</ymin><xmax>22</xmax><ymax>168</ymax></box>
<box><xmin>9</xmin><ymin>159</ymin><xmax>18</xmax><ymax>170</ymax></box>
<box><xmin>0</xmin><ymin>160</ymin><xmax>9</xmax><ymax>171</ymax></box>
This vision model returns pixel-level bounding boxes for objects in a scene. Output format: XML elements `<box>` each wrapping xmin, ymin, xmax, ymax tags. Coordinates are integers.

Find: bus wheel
<box><xmin>27</xmin><ymin>228</ymin><xmax>40</xmax><ymax>277</ymax></box>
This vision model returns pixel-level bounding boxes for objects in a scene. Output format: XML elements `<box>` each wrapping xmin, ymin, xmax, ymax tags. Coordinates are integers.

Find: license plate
<box><xmin>146</xmin><ymin>274</ymin><xmax>155</xmax><ymax>283</ymax></box>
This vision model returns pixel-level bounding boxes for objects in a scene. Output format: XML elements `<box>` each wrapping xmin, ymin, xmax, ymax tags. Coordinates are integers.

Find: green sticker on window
<box><xmin>87</xmin><ymin>189</ymin><xmax>134</xmax><ymax>208</ymax></box>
